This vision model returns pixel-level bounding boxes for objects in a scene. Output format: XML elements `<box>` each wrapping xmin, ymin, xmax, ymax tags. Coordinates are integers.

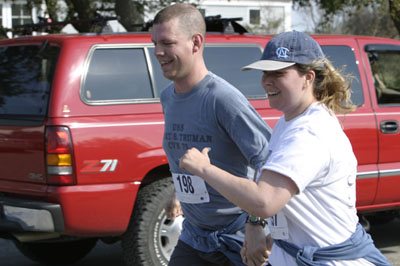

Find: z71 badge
<box><xmin>80</xmin><ymin>159</ymin><xmax>118</xmax><ymax>173</ymax></box>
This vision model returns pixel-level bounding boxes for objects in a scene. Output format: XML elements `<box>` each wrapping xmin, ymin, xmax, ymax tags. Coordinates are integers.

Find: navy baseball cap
<box><xmin>242</xmin><ymin>30</ymin><xmax>325</xmax><ymax>71</ymax></box>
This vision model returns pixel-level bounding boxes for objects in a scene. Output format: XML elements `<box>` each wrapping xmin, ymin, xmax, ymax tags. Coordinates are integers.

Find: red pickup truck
<box><xmin>0</xmin><ymin>31</ymin><xmax>399</xmax><ymax>266</ymax></box>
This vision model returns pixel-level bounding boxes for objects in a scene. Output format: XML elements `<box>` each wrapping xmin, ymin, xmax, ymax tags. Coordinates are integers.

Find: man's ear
<box><xmin>192</xmin><ymin>33</ymin><xmax>204</xmax><ymax>53</ymax></box>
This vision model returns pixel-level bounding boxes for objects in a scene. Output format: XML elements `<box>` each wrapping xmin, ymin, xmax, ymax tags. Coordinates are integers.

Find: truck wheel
<box><xmin>14</xmin><ymin>238</ymin><xmax>97</xmax><ymax>265</ymax></box>
<box><xmin>122</xmin><ymin>177</ymin><xmax>183</xmax><ymax>266</ymax></box>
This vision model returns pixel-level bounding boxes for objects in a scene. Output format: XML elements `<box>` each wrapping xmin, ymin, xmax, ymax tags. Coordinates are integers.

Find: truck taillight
<box><xmin>45</xmin><ymin>126</ymin><xmax>76</xmax><ymax>185</ymax></box>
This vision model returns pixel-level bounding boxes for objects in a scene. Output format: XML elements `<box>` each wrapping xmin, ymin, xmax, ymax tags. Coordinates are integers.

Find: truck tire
<box><xmin>14</xmin><ymin>238</ymin><xmax>97</xmax><ymax>265</ymax></box>
<box><xmin>122</xmin><ymin>177</ymin><xmax>183</xmax><ymax>266</ymax></box>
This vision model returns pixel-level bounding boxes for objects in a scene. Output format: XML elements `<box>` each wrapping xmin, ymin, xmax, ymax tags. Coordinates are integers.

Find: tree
<box><xmin>293</xmin><ymin>0</ymin><xmax>400</xmax><ymax>37</ymax></box>
<box><xmin>332</xmin><ymin>5</ymin><xmax>398</xmax><ymax>38</ymax></box>
<box><xmin>26</xmin><ymin>0</ymin><xmax>199</xmax><ymax>33</ymax></box>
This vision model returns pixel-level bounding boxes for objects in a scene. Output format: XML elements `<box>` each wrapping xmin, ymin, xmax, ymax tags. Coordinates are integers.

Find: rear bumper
<box><xmin>0</xmin><ymin>196</ymin><xmax>64</xmax><ymax>233</ymax></box>
<box><xmin>0</xmin><ymin>181</ymin><xmax>140</xmax><ymax>237</ymax></box>
<box><xmin>47</xmin><ymin>182</ymin><xmax>140</xmax><ymax>236</ymax></box>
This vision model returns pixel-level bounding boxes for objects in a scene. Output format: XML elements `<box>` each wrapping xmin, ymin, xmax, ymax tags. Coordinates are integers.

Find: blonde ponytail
<box><xmin>297</xmin><ymin>58</ymin><xmax>356</xmax><ymax>114</ymax></box>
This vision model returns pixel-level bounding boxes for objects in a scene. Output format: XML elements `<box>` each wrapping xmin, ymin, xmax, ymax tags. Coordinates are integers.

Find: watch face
<box><xmin>247</xmin><ymin>215</ymin><xmax>266</xmax><ymax>227</ymax></box>
<box><xmin>249</xmin><ymin>216</ymin><xmax>259</xmax><ymax>222</ymax></box>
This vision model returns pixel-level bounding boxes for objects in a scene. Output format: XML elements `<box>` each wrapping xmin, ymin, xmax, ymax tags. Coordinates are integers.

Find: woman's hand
<box><xmin>179</xmin><ymin>147</ymin><xmax>211</xmax><ymax>176</ymax></box>
<box><xmin>241</xmin><ymin>224</ymin><xmax>271</xmax><ymax>266</ymax></box>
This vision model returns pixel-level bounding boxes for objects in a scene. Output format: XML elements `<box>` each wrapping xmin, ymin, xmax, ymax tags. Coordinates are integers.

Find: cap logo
<box><xmin>276</xmin><ymin>47</ymin><xmax>289</xmax><ymax>59</ymax></box>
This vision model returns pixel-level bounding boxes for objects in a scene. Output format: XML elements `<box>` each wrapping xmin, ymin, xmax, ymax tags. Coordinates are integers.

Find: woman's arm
<box><xmin>179</xmin><ymin>147</ymin><xmax>298</xmax><ymax>218</ymax></box>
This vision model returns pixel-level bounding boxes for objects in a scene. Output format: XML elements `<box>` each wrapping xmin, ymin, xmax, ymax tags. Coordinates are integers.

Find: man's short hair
<box><xmin>153</xmin><ymin>3</ymin><xmax>206</xmax><ymax>38</ymax></box>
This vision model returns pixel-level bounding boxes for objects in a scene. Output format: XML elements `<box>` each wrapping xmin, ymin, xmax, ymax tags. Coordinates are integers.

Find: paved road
<box><xmin>1</xmin><ymin>218</ymin><xmax>400</xmax><ymax>266</ymax></box>
<box><xmin>0</xmin><ymin>239</ymin><xmax>124</xmax><ymax>266</ymax></box>
<box><xmin>369</xmin><ymin>218</ymin><xmax>400</xmax><ymax>265</ymax></box>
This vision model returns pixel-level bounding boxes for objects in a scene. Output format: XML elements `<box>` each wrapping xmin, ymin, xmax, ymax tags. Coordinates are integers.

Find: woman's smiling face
<box><xmin>262</xmin><ymin>66</ymin><xmax>315</xmax><ymax>120</ymax></box>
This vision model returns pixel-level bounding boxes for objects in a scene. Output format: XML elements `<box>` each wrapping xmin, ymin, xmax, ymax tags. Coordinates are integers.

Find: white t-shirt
<box><xmin>261</xmin><ymin>103</ymin><xmax>373</xmax><ymax>266</ymax></box>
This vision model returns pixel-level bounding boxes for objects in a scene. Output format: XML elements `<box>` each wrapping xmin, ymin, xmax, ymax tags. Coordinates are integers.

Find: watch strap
<box><xmin>246</xmin><ymin>214</ymin><xmax>266</xmax><ymax>228</ymax></box>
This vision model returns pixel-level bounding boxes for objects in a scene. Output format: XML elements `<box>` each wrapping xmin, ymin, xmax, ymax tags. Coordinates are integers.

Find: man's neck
<box><xmin>174</xmin><ymin>68</ymin><xmax>209</xmax><ymax>94</ymax></box>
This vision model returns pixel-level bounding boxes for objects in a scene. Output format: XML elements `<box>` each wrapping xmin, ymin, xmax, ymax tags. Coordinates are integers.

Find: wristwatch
<box><xmin>246</xmin><ymin>215</ymin><xmax>266</xmax><ymax>228</ymax></box>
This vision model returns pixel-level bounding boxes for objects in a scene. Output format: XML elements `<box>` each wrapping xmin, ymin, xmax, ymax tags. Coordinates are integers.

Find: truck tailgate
<box><xmin>0</xmin><ymin>125</ymin><xmax>47</xmax><ymax>184</ymax></box>
<box><xmin>0</xmin><ymin>43</ymin><xmax>60</xmax><ymax>187</ymax></box>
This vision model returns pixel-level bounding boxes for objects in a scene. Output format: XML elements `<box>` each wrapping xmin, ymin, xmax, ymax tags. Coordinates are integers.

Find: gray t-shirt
<box><xmin>161</xmin><ymin>72</ymin><xmax>271</xmax><ymax>230</ymax></box>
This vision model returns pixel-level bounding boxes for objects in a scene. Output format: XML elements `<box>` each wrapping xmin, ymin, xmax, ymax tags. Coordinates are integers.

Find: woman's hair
<box><xmin>296</xmin><ymin>58</ymin><xmax>357</xmax><ymax>114</ymax></box>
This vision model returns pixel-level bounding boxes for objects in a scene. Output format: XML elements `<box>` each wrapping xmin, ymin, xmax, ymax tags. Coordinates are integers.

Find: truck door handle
<box><xmin>380</xmin><ymin>120</ymin><xmax>399</xmax><ymax>134</ymax></box>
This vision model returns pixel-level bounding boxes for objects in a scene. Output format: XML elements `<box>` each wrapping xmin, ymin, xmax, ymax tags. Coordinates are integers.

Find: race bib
<box><xmin>267</xmin><ymin>212</ymin><xmax>289</xmax><ymax>240</ymax></box>
<box><xmin>172</xmin><ymin>173</ymin><xmax>210</xmax><ymax>204</ymax></box>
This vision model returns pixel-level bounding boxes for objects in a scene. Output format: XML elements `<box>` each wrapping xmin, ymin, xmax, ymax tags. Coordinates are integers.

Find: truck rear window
<box><xmin>83</xmin><ymin>44</ymin><xmax>266</xmax><ymax>105</ymax></box>
<box><xmin>0</xmin><ymin>43</ymin><xmax>59</xmax><ymax>125</ymax></box>
<box><xmin>321</xmin><ymin>45</ymin><xmax>364</xmax><ymax>107</ymax></box>
<box><xmin>83</xmin><ymin>48</ymin><xmax>154</xmax><ymax>103</ymax></box>
<box><xmin>151</xmin><ymin>45</ymin><xmax>266</xmax><ymax>98</ymax></box>
<box><xmin>204</xmin><ymin>45</ymin><xmax>266</xmax><ymax>98</ymax></box>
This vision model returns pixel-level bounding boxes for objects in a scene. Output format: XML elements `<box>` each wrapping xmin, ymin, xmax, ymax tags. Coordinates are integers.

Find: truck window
<box><xmin>0</xmin><ymin>44</ymin><xmax>59</xmax><ymax>125</ymax></box>
<box><xmin>321</xmin><ymin>46</ymin><xmax>364</xmax><ymax>106</ymax></box>
<box><xmin>82</xmin><ymin>48</ymin><xmax>154</xmax><ymax>103</ymax></box>
<box><xmin>148</xmin><ymin>47</ymin><xmax>171</xmax><ymax>98</ymax></box>
<box><xmin>203</xmin><ymin>46</ymin><xmax>265</xmax><ymax>98</ymax></box>
<box><xmin>367</xmin><ymin>46</ymin><xmax>400</xmax><ymax>105</ymax></box>
<box><xmin>148</xmin><ymin>45</ymin><xmax>266</xmax><ymax>99</ymax></box>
